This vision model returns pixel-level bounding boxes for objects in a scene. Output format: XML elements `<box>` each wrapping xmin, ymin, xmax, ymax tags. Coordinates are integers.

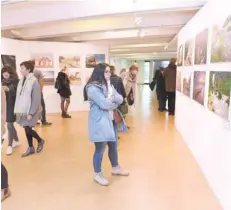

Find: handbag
<box><xmin>127</xmin><ymin>89</ymin><xmax>134</xmax><ymax>106</ymax></box>
<box><xmin>113</xmin><ymin>109</ymin><xmax>123</xmax><ymax>124</ymax></box>
<box><xmin>118</xmin><ymin>102</ymin><xmax>128</xmax><ymax>115</ymax></box>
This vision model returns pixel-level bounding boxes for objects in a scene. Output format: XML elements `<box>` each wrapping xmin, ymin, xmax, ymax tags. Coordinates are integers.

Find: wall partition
<box><xmin>175</xmin><ymin>0</ymin><xmax>231</xmax><ymax>209</ymax></box>
<box><xmin>1</xmin><ymin>38</ymin><xmax>109</xmax><ymax>113</ymax></box>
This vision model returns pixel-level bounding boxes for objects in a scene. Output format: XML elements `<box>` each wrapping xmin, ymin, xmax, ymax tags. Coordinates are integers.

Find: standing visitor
<box><xmin>30</xmin><ymin>60</ymin><xmax>52</xmax><ymax>126</ymax></box>
<box><xmin>122</xmin><ymin>64</ymin><xmax>139</xmax><ymax>106</ymax></box>
<box><xmin>55</xmin><ymin>67</ymin><xmax>72</xmax><ymax>118</ymax></box>
<box><xmin>151</xmin><ymin>67</ymin><xmax>167</xmax><ymax>112</ymax></box>
<box><xmin>1</xmin><ymin>88</ymin><xmax>11</xmax><ymax>201</ymax></box>
<box><xmin>83</xmin><ymin>63</ymin><xmax>129</xmax><ymax>186</ymax></box>
<box><xmin>164</xmin><ymin>58</ymin><xmax>177</xmax><ymax>116</ymax></box>
<box><xmin>119</xmin><ymin>68</ymin><xmax>127</xmax><ymax>80</ymax></box>
<box><xmin>14</xmin><ymin>61</ymin><xmax>44</xmax><ymax>157</ymax></box>
<box><xmin>1</xmin><ymin>66</ymin><xmax>20</xmax><ymax>155</ymax></box>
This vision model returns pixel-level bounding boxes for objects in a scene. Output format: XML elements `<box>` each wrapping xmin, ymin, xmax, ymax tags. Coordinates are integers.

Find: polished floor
<box><xmin>2</xmin><ymin>86</ymin><xmax>222</xmax><ymax>210</ymax></box>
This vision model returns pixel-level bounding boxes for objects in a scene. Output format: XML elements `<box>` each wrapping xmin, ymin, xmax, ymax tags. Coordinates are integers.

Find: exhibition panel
<box><xmin>175</xmin><ymin>0</ymin><xmax>231</xmax><ymax>209</ymax></box>
<box><xmin>1</xmin><ymin>38</ymin><xmax>109</xmax><ymax>113</ymax></box>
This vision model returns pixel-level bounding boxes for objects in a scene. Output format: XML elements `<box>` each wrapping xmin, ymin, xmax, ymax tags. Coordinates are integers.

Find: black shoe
<box><xmin>22</xmin><ymin>147</ymin><xmax>35</xmax><ymax>158</ymax></box>
<box><xmin>41</xmin><ymin>122</ymin><xmax>52</xmax><ymax>126</ymax></box>
<box><xmin>37</xmin><ymin>139</ymin><xmax>44</xmax><ymax>153</ymax></box>
<box><xmin>169</xmin><ymin>112</ymin><xmax>175</xmax><ymax>116</ymax></box>
<box><xmin>62</xmin><ymin>113</ymin><xmax>71</xmax><ymax>118</ymax></box>
<box><xmin>164</xmin><ymin>108</ymin><xmax>168</xmax><ymax>112</ymax></box>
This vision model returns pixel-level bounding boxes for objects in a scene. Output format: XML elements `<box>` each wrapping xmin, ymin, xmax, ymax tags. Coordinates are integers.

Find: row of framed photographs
<box><xmin>177</xmin><ymin>13</ymin><xmax>231</xmax><ymax>66</ymax></box>
<box><xmin>177</xmin><ymin>70</ymin><xmax>231</xmax><ymax>121</ymax></box>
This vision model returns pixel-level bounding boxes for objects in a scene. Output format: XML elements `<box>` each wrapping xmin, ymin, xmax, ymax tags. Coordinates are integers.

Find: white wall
<box><xmin>176</xmin><ymin>0</ymin><xmax>231</xmax><ymax>209</ymax></box>
<box><xmin>1</xmin><ymin>38</ymin><xmax>109</xmax><ymax>113</ymax></box>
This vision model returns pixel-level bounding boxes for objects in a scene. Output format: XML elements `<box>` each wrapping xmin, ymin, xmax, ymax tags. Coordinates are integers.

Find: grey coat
<box><xmin>17</xmin><ymin>80</ymin><xmax>41</xmax><ymax>127</ymax></box>
<box><xmin>164</xmin><ymin>64</ymin><xmax>177</xmax><ymax>92</ymax></box>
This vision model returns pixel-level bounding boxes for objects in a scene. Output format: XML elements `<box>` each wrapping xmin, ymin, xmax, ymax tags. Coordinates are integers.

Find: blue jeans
<box><xmin>93</xmin><ymin>141</ymin><xmax>119</xmax><ymax>173</ymax></box>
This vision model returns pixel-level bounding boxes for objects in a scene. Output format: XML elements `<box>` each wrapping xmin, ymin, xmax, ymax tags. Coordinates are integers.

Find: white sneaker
<box><xmin>12</xmin><ymin>140</ymin><xmax>20</xmax><ymax>148</ymax></box>
<box><xmin>94</xmin><ymin>172</ymin><xmax>109</xmax><ymax>186</ymax></box>
<box><xmin>6</xmin><ymin>146</ymin><xmax>13</xmax><ymax>155</ymax></box>
<box><xmin>112</xmin><ymin>167</ymin><xmax>129</xmax><ymax>176</ymax></box>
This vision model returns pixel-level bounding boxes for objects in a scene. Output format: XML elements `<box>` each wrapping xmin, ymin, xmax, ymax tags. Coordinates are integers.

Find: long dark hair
<box><xmin>1</xmin><ymin>66</ymin><xmax>18</xmax><ymax>83</ymax></box>
<box><xmin>83</xmin><ymin>63</ymin><xmax>109</xmax><ymax>101</ymax></box>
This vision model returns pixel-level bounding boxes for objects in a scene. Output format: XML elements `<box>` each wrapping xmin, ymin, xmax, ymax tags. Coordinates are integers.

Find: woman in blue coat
<box><xmin>83</xmin><ymin>63</ymin><xmax>129</xmax><ymax>186</ymax></box>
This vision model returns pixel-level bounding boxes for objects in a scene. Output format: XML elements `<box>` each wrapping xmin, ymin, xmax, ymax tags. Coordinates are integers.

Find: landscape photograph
<box><xmin>68</xmin><ymin>70</ymin><xmax>81</xmax><ymax>85</ymax></box>
<box><xmin>182</xmin><ymin>71</ymin><xmax>192</xmax><ymax>97</ymax></box>
<box><xmin>184</xmin><ymin>40</ymin><xmax>193</xmax><ymax>66</ymax></box>
<box><xmin>208</xmin><ymin>71</ymin><xmax>231</xmax><ymax>120</ymax></box>
<box><xmin>211</xmin><ymin>14</ymin><xmax>231</xmax><ymax>63</ymax></box>
<box><xmin>31</xmin><ymin>54</ymin><xmax>54</xmax><ymax>68</ymax></box>
<box><xmin>59</xmin><ymin>55</ymin><xmax>81</xmax><ymax>68</ymax></box>
<box><xmin>1</xmin><ymin>54</ymin><xmax>16</xmax><ymax>71</ymax></box>
<box><xmin>86</xmin><ymin>54</ymin><xmax>105</xmax><ymax>68</ymax></box>
<box><xmin>193</xmin><ymin>71</ymin><xmax>206</xmax><ymax>105</ymax></box>
<box><xmin>43</xmin><ymin>71</ymin><xmax>55</xmax><ymax>86</ymax></box>
<box><xmin>176</xmin><ymin>71</ymin><xmax>182</xmax><ymax>92</ymax></box>
<box><xmin>195</xmin><ymin>29</ymin><xmax>208</xmax><ymax>65</ymax></box>
<box><xmin>177</xmin><ymin>45</ymin><xmax>183</xmax><ymax>66</ymax></box>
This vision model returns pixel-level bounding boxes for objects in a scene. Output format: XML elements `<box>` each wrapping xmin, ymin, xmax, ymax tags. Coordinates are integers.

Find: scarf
<box><xmin>14</xmin><ymin>73</ymin><xmax>37</xmax><ymax>119</ymax></box>
<box><xmin>107</xmin><ymin>80</ymin><xmax>114</xmax><ymax>120</ymax></box>
<box><xmin>123</xmin><ymin>72</ymin><xmax>137</xmax><ymax>98</ymax></box>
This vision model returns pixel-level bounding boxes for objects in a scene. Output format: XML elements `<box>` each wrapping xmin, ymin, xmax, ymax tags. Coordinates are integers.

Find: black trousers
<box><xmin>41</xmin><ymin>93</ymin><xmax>46</xmax><ymax>123</ymax></box>
<box><xmin>1</xmin><ymin>163</ymin><xmax>8</xmax><ymax>189</ymax></box>
<box><xmin>24</xmin><ymin>126</ymin><xmax>42</xmax><ymax>147</ymax></box>
<box><xmin>156</xmin><ymin>90</ymin><xmax>167</xmax><ymax>110</ymax></box>
<box><xmin>166</xmin><ymin>92</ymin><xmax>176</xmax><ymax>114</ymax></box>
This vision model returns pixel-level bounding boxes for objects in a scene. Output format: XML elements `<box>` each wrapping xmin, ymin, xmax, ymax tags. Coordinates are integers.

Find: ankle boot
<box><xmin>21</xmin><ymin>147</ymin><xmax>35</xmax><ymax>158</ymax></box>
<box><xmin>37</xmin><ymin>139</ymin><xmax>44</xmax><ymax>153</ymax></box>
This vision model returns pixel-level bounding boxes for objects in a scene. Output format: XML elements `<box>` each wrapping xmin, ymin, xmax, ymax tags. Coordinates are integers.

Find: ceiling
<box><xmin>1</xmin><ymin>0</ymin><xmax>208</xmax><ymax>60</ymax></box>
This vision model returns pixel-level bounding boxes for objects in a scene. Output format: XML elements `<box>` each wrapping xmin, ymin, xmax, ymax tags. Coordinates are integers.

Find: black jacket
<box><xmin>153</xmin><ymin>70</ymin><xmax>166</xmax><ymax>93</ymax></box>
<box><xmin>110</xmin><ymin>74</ymin><xmax>126</xmax><ymax>98</ymax></box>
<box><xmin>2</xmin><ymin>79</ymin><xmax>18</xmax><ymax>122</ymax></box>
<box><xmin>56</xmin><ymin>72</ymin><xmax>72</xmax><ymax>98</ymax></box>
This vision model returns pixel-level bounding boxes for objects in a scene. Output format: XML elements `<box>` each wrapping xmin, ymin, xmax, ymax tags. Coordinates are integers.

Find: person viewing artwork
<box><xmin>30</xmin><ymin>60</ymin><xmax>52</xmax><ymax>126</ymax></box>
<box><xmin>83</xmin><ymin>63</ymin><xmax>129</xmax><ymax>186</ymax></box>
<box><xmin>122</xmin><ymin>64</ymin><xmax>139</xmax><ymax>106</ymax></box>
<box><xmin>1</xmin><ymin>66</ymin><xmax>20</xmax><ymax>155</ymax></box>
<box><xmin>1</xmin><ymin>88</ymin><xmax>11</xmax><ymax>201</ymax></box>
<box><xmin>164</xmin><ymin>58</ymin><xmax>177</xmax><ymax>116</ymax></box>
<box><xmin>14</xmin><ymin>61</ymin><xmax>45</xmax><ymax>157</ymax></box>
<box><xmin>55</xmin><ymin>67</ymin><xmax>72</xmax><ymax>118</ymax></box>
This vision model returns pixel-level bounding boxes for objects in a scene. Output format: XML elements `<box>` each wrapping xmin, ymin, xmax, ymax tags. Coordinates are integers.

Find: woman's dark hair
<box><xmin>1</xmin><ymin>66</ymin><xmax>18</xmax><ymax>81</ymax></box>
<box><xmin>83</xmin><ymin>63</ymin><xmax>109</xmax><ymax>101</ymax></box>
<box><xmin>20</xmin><ymin>61</ymin><xmax>34</xmax><ymax>73</ymax></box>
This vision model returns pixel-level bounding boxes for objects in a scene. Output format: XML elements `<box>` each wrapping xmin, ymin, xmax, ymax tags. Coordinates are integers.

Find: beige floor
<box><xmin>2</xmin><ymin>86</ymin><xmax>222</xmax><ymax>210</ymax></box>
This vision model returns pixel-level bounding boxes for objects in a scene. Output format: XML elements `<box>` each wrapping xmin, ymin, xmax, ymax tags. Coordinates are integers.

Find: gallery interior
<box><xmin>1</xmin><ymin>0</ymin><xmax>231</xmax><ymax>209</ymax></box>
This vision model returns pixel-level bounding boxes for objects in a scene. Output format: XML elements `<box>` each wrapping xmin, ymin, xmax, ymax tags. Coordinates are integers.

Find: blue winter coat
<box><xmin>86</xmin><ymin>84</ymin><xmax>127</xmax><ymax>143</ymax></box>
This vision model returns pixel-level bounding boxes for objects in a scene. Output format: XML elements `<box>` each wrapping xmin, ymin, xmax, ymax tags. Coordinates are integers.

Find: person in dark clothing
<box><xmin>109</xmin><ymin>66</ymin><xmax>126</xmax><ymax>99</ymax></box>
<box><xmin>152</xmin><ymin>67</ymin><xmax>167</xmax><ymax>112</ymax></box>
<box><xmin>164</xmin><ymin>58</ymin><xmax>177</xmax><ymax>116</ymax></box>
<box><xmin>55</xmin><ymin>67</ymin><xmax>72</xmax><ymax>118</ymax></box>
<box><xmin>1</xmin><ymin>66</ymin><xmax>20</xmax><ymax>155</ymax></box>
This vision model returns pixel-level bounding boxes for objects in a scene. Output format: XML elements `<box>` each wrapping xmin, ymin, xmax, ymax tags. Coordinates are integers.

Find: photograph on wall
<box><xmin>59</xmin><ymin>55</ymin><xmax>81</xmax><ymax>68</ymax></box>
<box><xmin>195</xmin><ymin>29</ymin><xmax>208</xmax><ymax>65</ymax></box>
<box><xmin>86</xmin><ymin>54</ymin><xmax>105</xmax><ymax>68</ymax></box>
<box><xmin>42</xmin><ymin>71</ymin><xmax>55</xmax><ymax>86</ymax></box>
<box><xmin>68</xmin><ymin>70</ymin><xmax>81</xmax><ymax>85</ymax></box>
<box><xmin>1</xmin><ymin>54</ymin><xmax>16</xmax><ymax>71</ymax></box>
<box><xmin>184</xmin><ymin>40</ymin><xmax>193</xmax><ymax>66</ymax></box>
<box><xmin>211</xmin><ymin>14</ymin><xmax>231</xmax><ymax>63</ymax></box>
<box><xmin>177</xmin><ymin>45</ymin><xmax>183</xmax><ymax>66</ymax></box>
<box><xmin>208</xmin><ymin>71</ymin><xmax>231</xmax><ymax>120</ymax></box>
<box><xmin>193</xmin><ymin>71</ymin><xmax>206</xmax><ymax>105</ymax></box>
<box><xmin>31</xmin><ymin>54</ymin><xmax>54</xmax><ymax>68</ymax></box>
<box><xmin>176</xmin><ymin>71</ymin><xmax>182</xmax><ymax>92</ymax></box>
<box><xmin>182</xmin><ymin>71</ymin><xmax>192</xmax><ymax>97</ymax></box>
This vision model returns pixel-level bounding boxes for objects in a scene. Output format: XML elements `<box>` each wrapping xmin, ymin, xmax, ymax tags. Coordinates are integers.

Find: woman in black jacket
<box><xmin>55</xmin><ymin>67</ymin><xmax>72</xmax><ymax>118</ymax></box>
<box><xmin>1</xmin><ymin>66</ymin><xmax>20</xmax><ymax>155</ymax></box>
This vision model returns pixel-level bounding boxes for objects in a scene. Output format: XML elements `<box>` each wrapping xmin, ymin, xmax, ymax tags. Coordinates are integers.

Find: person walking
<box><xmin>1</xmin><ymin>88</ymin><xmax>11</xmax><ymax>201</ymax></box>
<box><xmin>1</xmin><ymin>66</ymin><xmax>20</xmax><ymax>155</ymax></box>
<box><xmin>14</xmin><ymin>61</ymin><xmax>44</xmax><ymax>157</ymax></box>
<box><xmin>55</xmin><ymin>67</ymin><xmax>72</xmax><ymax>118</ymax></box>
<box><xmin>122</xmin><ymin>64</ymin><xmax>139</xmax><ymax>106</ymax></box>
<box><xmin>164</xmin><ymin>58</ymin><xmax>177</xmax><ymax>115</ymax></box>
<box><xmin>30</xmin><ymin>60</ymin><xmax>52</xmax><ymax>126</ymax></box>
<box><xmin>152</xmin><ymin>67</ymin><xmax>167</xmax><ymax>112</ymax></box>
<box><xmin>83</xmin><ymin>63</ymin><xmax>129</xmax><ymax>186</ymax></box>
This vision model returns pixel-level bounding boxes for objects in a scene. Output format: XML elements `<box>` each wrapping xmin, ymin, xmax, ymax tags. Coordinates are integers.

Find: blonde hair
<box><xmin>120</xmin><ymin>68</ymin><xmax>126</xmax><ymax>74</ymax></box>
